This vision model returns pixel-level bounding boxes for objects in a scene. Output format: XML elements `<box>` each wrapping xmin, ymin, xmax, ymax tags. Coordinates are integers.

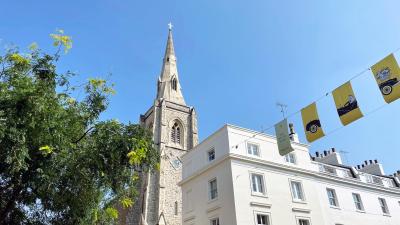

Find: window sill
<box><xmin>329</xmin><ymin>206</ymin><xmax>341</xmax><ymax>210</ymax></box>
<box><xmin>208</xmin><ymin>198</ymin><xmax>218</xmax><ymax>204</ymax></box>
<box><xmin>356</xmin><ymin>210</ymin><xmax>366</xmax><ymax>213</ymax></box>
<box><xmin>292</xmin><ymin>199</ymin><xmax>307</xmax><ymax>204</ymax></box>
<box><xmin>383</xmin><ymin>213</ymin><xmax>391</xmax><ymax>217</ymax></box>
<box><xmin>251</xmin><ymin>192</ymin><xmax>268</xmax><ymax>198</ymax></box>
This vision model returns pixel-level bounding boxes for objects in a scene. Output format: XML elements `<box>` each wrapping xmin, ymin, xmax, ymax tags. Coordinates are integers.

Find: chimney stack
<box><xmin>314</xmin><ymin>148</ymin><xmax>343</xmax><ymax>165</ymax></box>
<box><xmin>288</xmin><ymin>123</ymin><xmax>299</xmax><ymax>142</ymax></box>
<box><xmin>359</xmin><ymin>159</ymin><xmax>386</xmax><ymax>176</ymax></box>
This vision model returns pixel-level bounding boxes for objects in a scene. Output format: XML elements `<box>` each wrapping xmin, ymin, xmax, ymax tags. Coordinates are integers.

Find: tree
<box><xmin>0</xmin><ymin>30</ymin><xmax>159</xmax><ymax>224</ymax></box>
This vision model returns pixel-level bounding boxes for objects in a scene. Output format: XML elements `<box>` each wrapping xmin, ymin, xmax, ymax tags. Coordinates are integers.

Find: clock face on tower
<box><xmin>170</xmin><ymin>157</ymin><xmax>182</xmax><ymax>170</ymax></box>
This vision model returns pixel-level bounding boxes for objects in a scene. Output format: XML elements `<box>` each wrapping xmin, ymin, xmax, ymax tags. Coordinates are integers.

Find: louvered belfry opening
<box><xmin>171</xmin><ymin>122</ymin><xmax>181</xmax><ymax>144</ymax></box>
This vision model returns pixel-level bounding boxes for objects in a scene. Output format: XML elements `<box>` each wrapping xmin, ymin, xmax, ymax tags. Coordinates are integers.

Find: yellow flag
<box><xmin>301</xmin><ymin>103</ymin><xmax>325</xmax><ymax>142</ymax></box>
<box><xmin>332</xmin><ymin>82</ymin><xmax>363</xmax><ymax>126</ymax></box>
<box><xmin>371</xmin><ymin>54</ymin><xmax>400</xmax><ymax>103</ymax></box>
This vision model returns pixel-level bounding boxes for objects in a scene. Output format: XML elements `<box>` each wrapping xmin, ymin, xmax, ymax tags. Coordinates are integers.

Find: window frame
<box><xmin>170</xmin><ymin>122</ymin><xmax>182</xmax><ymax>145</ymax></box>
<box><xmin>171</xmin><ymin>77</ymin><xmax>177</xmax><ymax>91</ymax></box>
<box><xmin>210</xmin><ymin>217</ymin><xmax>220</xmax><ymax>225</ymax></box>
<box><xmin>208</xmin><ymin>178</ymin><xmax>218</xmax><ymax>201</ymax></box>
<box><xmin>352</xmin><ymin>193</ymin><xmax>364</xmax><ymax>211</ymax></box>
<box><xmin>247</xmin><ymin>142</ymin><xmax>260</xmax><ymax>157</ymax></box>
<box><xmin>284</xmin><ymin>152</ymin><xmax>297</xmax><ymax>164</ymax></box>
<box><xmin>289</xmin><ymin>179</ymin><xmax>306</xmax><ymax>202</ymax></box>
<box><xmin>296</xmin><ymin>217</ymin><xmax>312</xmax><ymax>225</ymax></box>
<box><xmin>207</xmin><ymin>148</ymin><xmax>216</xmax><ymax>162</ymax></box>
<box><xmin>253</xmin><ymin>211</ymin><xmax>271</xmax><ymax>225</ymax></box>
<box><xmin>185</xmin><ymin>189</ymin><xmax>193</xmax><ymax>213</ymax></box>
<box><xmin>326</xmin><ymin>188</ymin><xmax>339</xmax><ymax>207</ymax></box>
<box><xmin>378</xmin><ymin>197</ymin><xmax>390</xmax><ymax>215</ymax></box>
<box><xmin>174</xmin><ymin>201</ymin><xmax>178</xmax><ymax>215</ymax></box>
<box><xmin>250</xmin><ymin>172</ymin><xmax>267</xmax><ymax>196</ymax></box>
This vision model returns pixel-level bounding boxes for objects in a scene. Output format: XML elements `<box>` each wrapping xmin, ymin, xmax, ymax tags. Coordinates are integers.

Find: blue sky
<box><xmin>1</xmin><ymin>0</ymin><xmax>400</xmax><ymax>173</ymax></box>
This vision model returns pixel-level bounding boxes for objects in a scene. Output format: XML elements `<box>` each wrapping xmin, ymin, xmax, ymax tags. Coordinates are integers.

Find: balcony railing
<box><xmin>359</xmin><ymin>173</ymin><xmax>397</xmax><ymax>188</ymax></box>
<box><xmin>313</xmin><ymin>162</ymin><xmax>397</xmax><ymax>189</ymax></box>
<box><xmin>317</xmin><ymin>163</ymin><xmax>353</xmax><ymax>178</ymax></box>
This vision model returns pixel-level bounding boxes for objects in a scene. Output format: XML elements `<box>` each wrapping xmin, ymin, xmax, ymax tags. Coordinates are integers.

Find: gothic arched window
<box><xmin>171</xmin><ymin>122</ymin><xmax>181</xmax><ymax>144</ymax></box>
<box><xmin>171</xmin><ymin>78</ymin><xmax>177</xmax><ymax>91</ymax></box>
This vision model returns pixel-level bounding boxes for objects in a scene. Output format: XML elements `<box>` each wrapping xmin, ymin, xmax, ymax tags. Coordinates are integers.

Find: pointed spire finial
<box><xmin>156</xmin><ymin>24</ymin><xmax>186</xmax><ymax>105</ymax></box>
<box><xmin>168</xmin><ymin>22</ymin><xmax>173</xmax><ymax>31</ymax></box>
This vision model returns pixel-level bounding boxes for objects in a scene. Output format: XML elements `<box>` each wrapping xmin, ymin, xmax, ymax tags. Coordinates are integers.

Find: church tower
<box><xmin>127</xmin><ymin>25</ymin><xmax>198</xmax><ymax>225</ymax></box>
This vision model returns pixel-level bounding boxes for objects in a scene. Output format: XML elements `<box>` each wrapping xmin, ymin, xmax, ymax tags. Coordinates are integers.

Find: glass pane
<box><xmin>290</xmin><ymin>154</ymin><xmax>295</xmax><ymax>163</ymax></box>
<box><xmin>293</xmin><ymin>182</ymin><xmax>302</xmax><ymax>199</ymax></box>
<box><xmin>299</xmin><ymin>219</ymin><xmax>309</xmax><ymax>225</ymax></box>
<box><xmin>257</xmin><ymin>176</ymin><xmax>264</xmax><ymax>193</ymax></box>
<box><xmin>257</xmin><ymin>215</ymin><xmax>268</xmax><ymax>225</ymax></box>
<box><xmin>252</xmin><ymin>175</ymin><xmax>257</xmax><ymax>192</ymax></box>
<box><xmin>292</xmin><ymin>182</ymin><xmax>302</xmax><ymax>200</ymax></box>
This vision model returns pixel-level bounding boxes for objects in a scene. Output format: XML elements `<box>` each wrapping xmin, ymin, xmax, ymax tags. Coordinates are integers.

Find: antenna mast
<box><xmin>276</xmin><ymin>102</ymin><xmax>288</xmax><ymax>118</ymax></box>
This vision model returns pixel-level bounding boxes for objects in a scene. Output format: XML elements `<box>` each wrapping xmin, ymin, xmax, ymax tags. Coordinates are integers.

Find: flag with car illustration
<box><xmin>301</xmin><ymin>102</ymin><xmax>325</xmax><ymax>142</ymax></box>
<box><xmin>332</xmin><ymin>81</ymin><xmax>363</xmax><ymax>126</ymax></box>
<box><xmin>371</xmin><ymin>54</ymin><xmax>400</xmax><ymax>103</ymax></box>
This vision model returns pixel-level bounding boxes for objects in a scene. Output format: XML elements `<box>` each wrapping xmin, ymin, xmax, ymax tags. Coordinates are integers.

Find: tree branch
<box><xmin>73</xmin><ymin>126</ymin><xmax>94</xmax><ymax>144</ymax></box>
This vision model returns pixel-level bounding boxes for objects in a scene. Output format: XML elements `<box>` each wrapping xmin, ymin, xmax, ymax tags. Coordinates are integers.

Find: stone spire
<box><xmin>156</xmin><ymin>24</ymin><xmax>186</xmax><ymax>105</ymax></box>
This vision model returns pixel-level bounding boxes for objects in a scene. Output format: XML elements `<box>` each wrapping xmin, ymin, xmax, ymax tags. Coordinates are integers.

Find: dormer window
<box><xmin>171</xmin><ymin>122</ymin><xmax>181</xmax><ymax>144</ymax></box>
<box><xmin>172</xmin><ymin>78</ymin><xmax>177</xmax><ymax>91</ymax></box>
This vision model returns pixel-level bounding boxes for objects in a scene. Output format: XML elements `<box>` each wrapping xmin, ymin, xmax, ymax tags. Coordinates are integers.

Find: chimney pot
<box><xmin>331</xmin><ymin>148</ymin><xmax>336</xmax><ymax>152</ymax></box>
<box><xmin>357</xmin><ymin>165</ymin><xmax>361</xmax><ymax>169</ymax></box>
<box><xmin>374</xmin><ymin>159</ymin><xmax>378</xmax><ymax>164</ymax></box>
<box><xmin>369</xmin><ymin>160</ymin><xmax>373</xmax><ymax>164</ymax></box>
<box><xmin>315</xmin><ymin>152</ymin><xmax>320</xmax><ymax>157</ymax></box>
<box><xmin>362</xmin><ymin>164</ymin><xmax>365</xmax><ymax>168</ymax></box>
<box><xmin>324</xmin><ymin>151</ymin><xmax>328</xmax><ymax>156</ymax></box>
<box><xmin>364</xmin><ymin>160</ymin><xmax>368</xmax><ymax>165</ymax></box>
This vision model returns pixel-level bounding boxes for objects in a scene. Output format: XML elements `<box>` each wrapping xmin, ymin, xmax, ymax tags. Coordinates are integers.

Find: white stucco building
<box><xmin>179</xmin><ymin>124</ymin><xmax>400</xmax><ymax>225</ymax></box>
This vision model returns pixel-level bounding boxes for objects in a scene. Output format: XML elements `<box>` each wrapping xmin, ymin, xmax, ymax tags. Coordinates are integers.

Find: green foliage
<box><xmin>50</xmin><ymin>29</ymin><xmax>72</xmax><ymax>53</ymax></box>
<box><xmin>0</xmin><ymin>31</ymin><xmax>159</xmax><ymax>225</ymax></box>
<box><xmin>120</xmin><ymin>197</ymin><xmax>133</xmax><ymax>209</ymax></box>
<box><xmin>105</xmin><ymin>207</ymin><xmax>119</xmax><ymax>219</ymax></box>
<box><xmin>38</xmin><ymin>145</ymin><xmax>53</xmax><ymax>155</ymax></box>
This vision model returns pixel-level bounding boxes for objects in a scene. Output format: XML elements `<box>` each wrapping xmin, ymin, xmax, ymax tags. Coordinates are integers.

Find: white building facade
<box><xmin>180</xmin><ymin>124</ymin><xmax>400</xmax><ymax>225</ymax></box>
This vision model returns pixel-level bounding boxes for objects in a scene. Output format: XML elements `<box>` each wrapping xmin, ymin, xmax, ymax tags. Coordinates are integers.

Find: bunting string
<box><xmin>231</xmin><ymin>47</ymin><xmax>400</xmax><ymax>149</ymax></box>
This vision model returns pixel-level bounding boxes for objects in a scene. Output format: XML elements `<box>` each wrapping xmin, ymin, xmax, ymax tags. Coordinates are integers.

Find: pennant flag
<box><xmin>275</xmin><ymin>119</ymin><xmax>294</xmax><ymax>156</ymax></box>
<box><xmin>301</xmin><ymin>103</ymin><xmax>325</xmax><ymax>142</ymax></box>
<box><xmin>332</xmin><ymin>82</ymin><xmax>363</xmax><ymax>126</ymax></box>
<box><xmin>371</xmin><ymin>54</ymin><xmax>400</xmax><ymax>103</ymax></box>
